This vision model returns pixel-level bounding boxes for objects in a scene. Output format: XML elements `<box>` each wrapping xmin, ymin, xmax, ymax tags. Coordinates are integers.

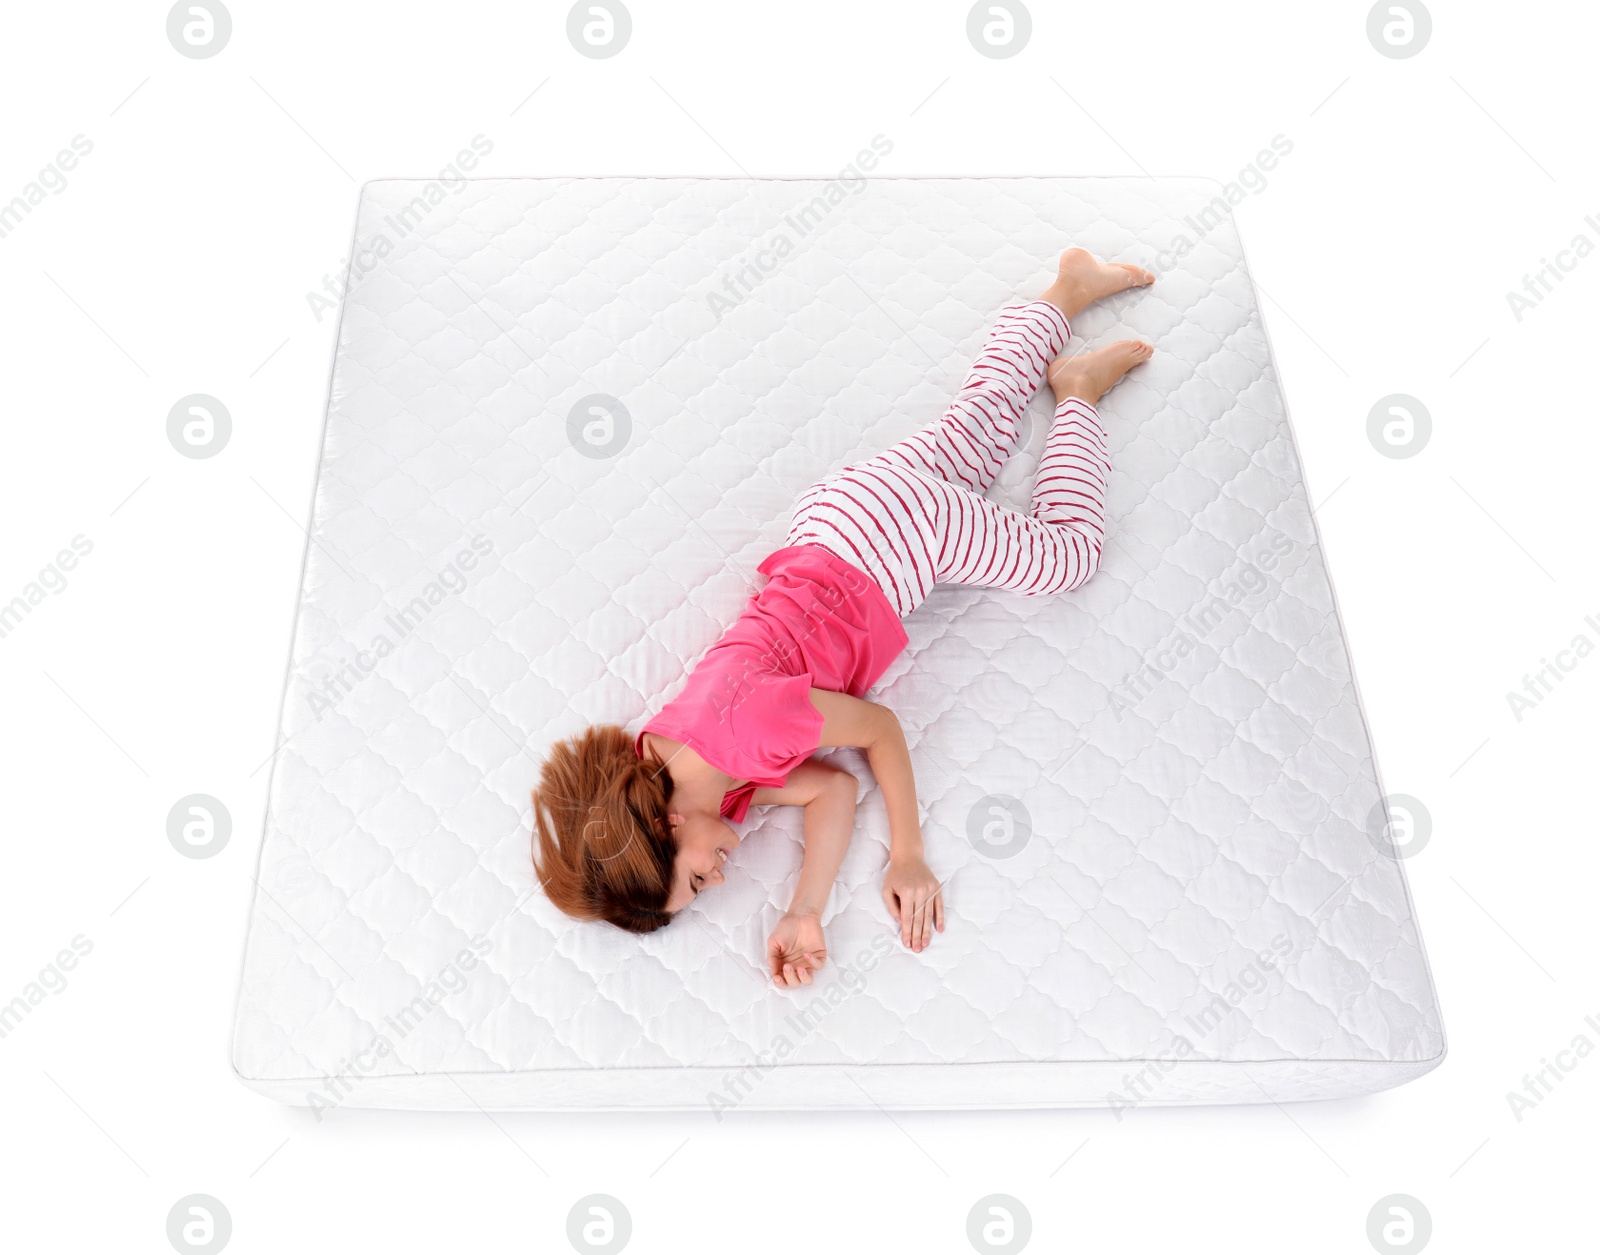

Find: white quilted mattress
<box><xmin>233</xmin><ymin>176</ymin><xmax>1445</xmax><ymax>1110</ymax></box>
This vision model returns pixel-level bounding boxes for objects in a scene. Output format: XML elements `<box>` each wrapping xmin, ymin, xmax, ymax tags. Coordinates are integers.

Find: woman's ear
<box><xmin>666</xmin><ymin>811</ymin><xmax>685</xmax><ymax>828</ymax></box>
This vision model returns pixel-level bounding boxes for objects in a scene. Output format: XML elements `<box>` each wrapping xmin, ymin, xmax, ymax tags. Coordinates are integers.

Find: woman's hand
<box><xmin>809</xmin><ymin>692</ymin><xmax>939</xmax><ymax>950</ymax></box>
<box><xmin>766</xmin><ymin>910</ymin><xmax>827</xmax><ymax>988</ymax></box>
<box><xmin>882</xmin><ymin>855</ymin><xmax>945</xmax><ymax>952</ymax></box>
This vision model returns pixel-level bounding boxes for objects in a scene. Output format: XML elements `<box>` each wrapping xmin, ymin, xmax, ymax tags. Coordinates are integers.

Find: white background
<box><xmin>1</xmin><ymin>1</ymin><xmax>1594</xmax><ymax>1251</ymax></box>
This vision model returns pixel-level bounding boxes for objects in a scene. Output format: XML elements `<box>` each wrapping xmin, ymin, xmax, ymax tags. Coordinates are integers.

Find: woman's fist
<box><xmin>766</xmin><ymin>911</ymin><xmax>827</xmax><ymax>988</ymax></box>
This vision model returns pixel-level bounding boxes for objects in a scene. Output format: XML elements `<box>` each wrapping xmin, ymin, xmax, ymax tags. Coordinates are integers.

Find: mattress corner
<box><xmin>1397</xmin><ymin>1026</ymin><xmax>1449</xmax><ymax>1090</ymax></box>
<box><xmin>228</xmin><ymin>1053</ymin><xmax>307</xmax><ymax>1107</ymax></box>
<box><xmin>227</xmin><ymin>1028</ymin><xmax>258</xmax><ymax>1091</ymax></box>
<box><xmin>227</xmin><ymin>1011</ymin><xmax>277</xmax><ymax>1097</ymax></box>
<box><xmin>1423</xmin><ymin>1026</ymin><xmax>1449</xmax><ymax>1070</ymax></box>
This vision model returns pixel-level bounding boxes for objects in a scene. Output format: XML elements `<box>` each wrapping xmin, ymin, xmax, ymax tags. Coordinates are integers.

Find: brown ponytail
<box><xmin>531</xmin><ymin>725</ymin><xmax>676</xmax><ymax>933</ymax></box>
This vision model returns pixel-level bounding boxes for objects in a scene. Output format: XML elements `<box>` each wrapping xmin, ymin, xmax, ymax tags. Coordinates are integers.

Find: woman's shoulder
<box><xmin>638</xmin><ymin>728</ymin><xmax>747</xmax><ymax>791</ymax></box>
<box><xmin>646</xmin><ymin>666</ymin><xmax>822</xmax><ymax>786</ymax></box>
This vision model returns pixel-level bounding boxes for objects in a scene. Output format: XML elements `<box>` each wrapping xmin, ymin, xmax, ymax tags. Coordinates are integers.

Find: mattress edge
<box><xmin>1228</xmin><ymin>200</ymin><xmax>1449</xmax><ymax>1062</ymax></box>
<box><xmin>356</xmin><ymin>173</ymin><xmax>1232</xmax><ymax>190</ymax></box>
<box><xmin>232</xmin><ymin>1051</ymin><xmax>1448</xmax><ymax>1111</ymax></box>
<box><xmin>227</xmin><ymin>183</ymin><xmax>375</xmax><ymax>1077</ymax></box>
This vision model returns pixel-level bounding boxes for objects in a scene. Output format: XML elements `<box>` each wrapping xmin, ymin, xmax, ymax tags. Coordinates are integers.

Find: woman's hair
<box><xmin>532</xmin><ymin>724</ymin><xmax>676</xmax><ymax>934</ymax></box>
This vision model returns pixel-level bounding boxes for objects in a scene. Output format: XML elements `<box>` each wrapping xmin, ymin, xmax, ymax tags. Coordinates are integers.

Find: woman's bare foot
<box><xmin>1042</xmin><ymin>247</ymin><xmax>1155</xmax><ymax>320</ymax></box>
<box><xmin>1048</xmin><ymin>340</ymin><xmax>1154</xmax><ymax>407</ymax></box>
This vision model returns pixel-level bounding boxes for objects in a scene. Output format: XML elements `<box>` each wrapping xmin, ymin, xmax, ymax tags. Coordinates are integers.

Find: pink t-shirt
<box><xmin>637</xmin><ymin>544</ymin><xmax>908</xmax><ymax>821</ymax></box>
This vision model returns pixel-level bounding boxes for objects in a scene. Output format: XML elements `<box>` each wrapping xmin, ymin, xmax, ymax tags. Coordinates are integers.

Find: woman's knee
<box><xmin>1031</xmin><ymin>539</ymin><xmax>1102</xmax><ymax>594</ymax></box>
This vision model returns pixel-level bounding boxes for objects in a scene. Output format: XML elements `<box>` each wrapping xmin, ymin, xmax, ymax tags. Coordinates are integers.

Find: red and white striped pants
<box><xmin>787</xmin><ymin>301</ymin><xmax>1109</xmax><ymax>617</ymax></box>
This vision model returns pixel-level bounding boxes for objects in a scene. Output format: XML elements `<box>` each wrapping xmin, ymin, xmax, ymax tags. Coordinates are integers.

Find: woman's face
<box><xmin>665</xmin><ymin>810</ymin><xmax>740</xmax><ymax>912</ymax></box>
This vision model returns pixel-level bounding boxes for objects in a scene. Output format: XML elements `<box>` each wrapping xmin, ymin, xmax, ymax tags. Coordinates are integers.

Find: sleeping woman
<box><xmin>532</xmin><ymin>247</ymin><xmax>1155</xmax><ymax>987</ymax></box>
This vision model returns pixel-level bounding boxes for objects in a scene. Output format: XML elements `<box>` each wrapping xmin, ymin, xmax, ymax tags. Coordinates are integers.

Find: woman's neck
<box><xmin>643</xmin><ymin>732</ymin><xmax>734</xmax><ymax>814</ymax></box>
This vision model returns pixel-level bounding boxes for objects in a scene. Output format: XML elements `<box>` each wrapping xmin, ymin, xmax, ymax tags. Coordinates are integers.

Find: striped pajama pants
<box><xmin>786</xmin><ymin>300</ymin><xmax>1109</xmax><ymax>617</ymax></box>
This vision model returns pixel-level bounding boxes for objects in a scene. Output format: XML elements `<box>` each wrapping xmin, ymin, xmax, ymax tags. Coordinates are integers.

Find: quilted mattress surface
<box><xmin>232</xmin><ymin>176</ymin><xmax>1445</xmax><ymax>1110</ymax></box>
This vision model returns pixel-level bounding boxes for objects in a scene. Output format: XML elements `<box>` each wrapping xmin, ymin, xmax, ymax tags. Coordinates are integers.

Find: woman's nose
<box><xmin>710</xmin><ymin>866</ymin><xmax>725</xmax><ymax>886</ymax></box>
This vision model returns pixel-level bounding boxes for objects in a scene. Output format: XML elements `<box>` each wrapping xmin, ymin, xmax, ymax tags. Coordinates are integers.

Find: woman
<box><xmin>533</xmin><ymin>246</ymin><xmax>1155</xmax><ymax>987</ymax></box>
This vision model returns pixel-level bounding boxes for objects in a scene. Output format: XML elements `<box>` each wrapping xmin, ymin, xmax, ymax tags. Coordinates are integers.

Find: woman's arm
<box><xmin>810</xmin><ymin>690</ymin><xmax>920</xmax><ymax>860</ymax></box>
<box><xmin>807</xmin><ymin>689</ymin><xmax>946</xmax><ymax>952</ymax></box>
<box><xmin>749</xmin><ymin>759</ymin><xmax>859</xmax><ymax>987</ymax></box>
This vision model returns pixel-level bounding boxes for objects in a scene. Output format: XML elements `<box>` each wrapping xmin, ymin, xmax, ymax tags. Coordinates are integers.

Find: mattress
<box><xmin>232</xmin><ymin>175</ymin><xmax>1445</xmax><ymax>1111</ymax></box>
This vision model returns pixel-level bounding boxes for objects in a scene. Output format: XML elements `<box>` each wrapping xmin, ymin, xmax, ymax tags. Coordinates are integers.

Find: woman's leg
<box><xmin>787</xmin><ymin>339</ymin><xmax>1152</xmax><ymax>613</ymax></box>
<box><xmin>786</xmin><ymin>408</ymin><xmax>1104</xmax><ymax>615</ymax></box>
<box><xmin>936</xmin><ymin>338</ymin><xmax>1155</xmax><ymax>595</ymax></box>
<box><xmin>859</xmin><ymin>245</ymin><xmax>1158</xmax><ymax>493</ymax></box>
<box><xmin>935</xmin><ymin>394</ymin><xmax>1109</xmax><ymax>595</ymax></box>
<box><xmin>863</xmin><ymin>301</ymin><xmax>1069</xmax><ymax>494</ymax></box>
<box><xmin>787</xmin><ymin>249</ymin><xmax>1156</xmax><ymax>614</ymax></box>
<box><xmin>784</xmin><ymin>300</ymin><xmax>1065</xmax><ymax>614</ymax></box>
